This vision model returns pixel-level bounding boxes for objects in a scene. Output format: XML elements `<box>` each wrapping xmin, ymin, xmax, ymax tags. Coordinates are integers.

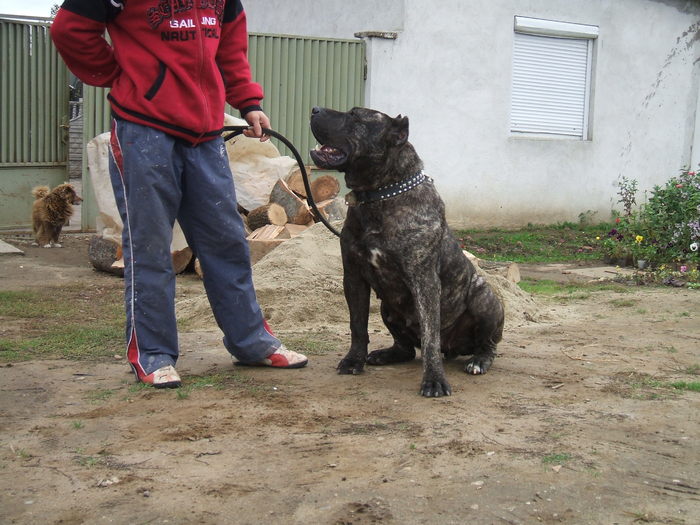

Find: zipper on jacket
<box><xmin>195</xmin><ymin>5</ymin><xmax>211</xmax><ymax>138</ymax></box>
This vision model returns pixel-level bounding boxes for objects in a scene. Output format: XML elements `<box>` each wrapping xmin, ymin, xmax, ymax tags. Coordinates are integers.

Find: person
<box><xmin>51</xmin><ymin>0</ymin><xmax>308</xmax><ymax>388</ymax></box>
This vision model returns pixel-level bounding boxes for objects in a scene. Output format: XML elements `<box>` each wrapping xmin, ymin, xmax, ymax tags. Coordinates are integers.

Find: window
<box><xmin>510</xmin><ymin>16</ymin><xmax>598</xmax><ymax>139</ymax></box>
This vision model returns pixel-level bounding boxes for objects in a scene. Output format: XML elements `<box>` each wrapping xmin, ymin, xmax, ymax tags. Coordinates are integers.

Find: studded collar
<box><xmin>345</xmin><ymin>171</ymin><xmax>432</xmax><ymax>206</ymax></box>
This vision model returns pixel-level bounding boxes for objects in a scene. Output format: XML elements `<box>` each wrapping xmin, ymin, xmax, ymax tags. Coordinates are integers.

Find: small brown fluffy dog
<box><xmin>31</xmin><ymin>183</ymin><xmax>82</xmax><ymax>248</ymax></box>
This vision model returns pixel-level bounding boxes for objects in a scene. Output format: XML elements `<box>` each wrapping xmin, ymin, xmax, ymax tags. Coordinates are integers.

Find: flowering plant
<box><xmin>640</xmin><ymin>168</ymin><xmax>700</xmax><ymax>263</ymax></box>
<box><xmin>603</xmin><ymin>168</ymin><xmax>699</xmax><ymax>268</ymax></box>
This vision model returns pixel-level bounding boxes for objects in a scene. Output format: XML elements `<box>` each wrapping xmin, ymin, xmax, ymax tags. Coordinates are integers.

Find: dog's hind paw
<box><xmin>367</xmin><ymin>346</ymin><xmax>416</xmax><ymax>365</ymax></box>
<box><xmin>464</xmin><ymin>354</ymin><xmax>494</xmax><ymax>375</ymax></box>
<box><xmin>42</xmin><ymin>244</ymin><xmax>52</xmax><ymax>248</ymax></box>
<box><xmin>337</xmin><ymin>357</ymin><xmax>365</xmax><ymax>375</ymax></box>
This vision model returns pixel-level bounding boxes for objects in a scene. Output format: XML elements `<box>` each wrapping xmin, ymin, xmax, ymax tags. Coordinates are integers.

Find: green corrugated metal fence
<box><xmin>81</xmin><ymin>32</ymin><xmax>365</xmax><ymax>229</ymax></box>
<box><xmin>247</xmin><ymin>33</ymin><xmax>365</xmax><ymax>160</ymax></box>
<box><xmin>0</xmin><ymin>16</ymin><xmax>69</xmax><ymax>229</ymax></box>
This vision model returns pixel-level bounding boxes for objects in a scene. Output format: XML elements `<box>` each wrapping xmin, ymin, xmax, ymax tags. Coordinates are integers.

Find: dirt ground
<box><xmin>0</xmin><ymin>233</ymin><xmax>699</xmax><ymax>525</ymax></box>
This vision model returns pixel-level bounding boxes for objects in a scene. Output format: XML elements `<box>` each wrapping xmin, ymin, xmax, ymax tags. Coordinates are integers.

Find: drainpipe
<box><xmin>354</xmin><ymin>31</ymin><xmax>399</xmax><ymax>108</ymax></box>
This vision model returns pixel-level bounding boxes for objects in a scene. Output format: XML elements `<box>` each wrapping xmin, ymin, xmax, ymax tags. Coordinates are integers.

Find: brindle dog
<box><xmin>310</xmin><ymin>106</ymin><xmax>505</xmax><ymax>397</ymax></box>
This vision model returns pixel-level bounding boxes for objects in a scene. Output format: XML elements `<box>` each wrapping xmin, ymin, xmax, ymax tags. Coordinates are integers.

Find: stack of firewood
<box><xmin>88</xmin><ymin>168</ymin><xmax>344</xmax><ymax>276</ymax></box>
<box><xmin>194</xmin><ymin>169</ymin><xmax>344</xmax><ymax>276</ymax></box>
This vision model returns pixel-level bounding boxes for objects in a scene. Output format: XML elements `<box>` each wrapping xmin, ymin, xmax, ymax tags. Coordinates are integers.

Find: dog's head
<box><xmin>55</xmin><ymin>184</ymin><xmax>83</xmax><ymax>205</ymax></box>
<box><xmin>310</xmin><ymin>107</ymin><xmax>410</xmax><ymax>189</ymax></box>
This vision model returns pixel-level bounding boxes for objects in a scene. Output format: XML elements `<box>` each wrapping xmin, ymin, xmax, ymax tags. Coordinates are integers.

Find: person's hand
<box><xmin>243</xmin><ymin>110</ymin><xmax>271</xmax><ymax>141</ymax></box>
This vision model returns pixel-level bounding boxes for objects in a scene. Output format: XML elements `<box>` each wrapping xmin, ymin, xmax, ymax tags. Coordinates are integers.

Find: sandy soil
<box><xmin>0</xmin><ymin>232</ymin><xmax>699</xmax><ymax>525</ymax></box>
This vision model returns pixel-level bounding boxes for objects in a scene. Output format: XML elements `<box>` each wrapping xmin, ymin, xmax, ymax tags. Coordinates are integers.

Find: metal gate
<box><xmin>81</xmin><ymin>32</ymin><xmax>365</xmax><ymax>229</ymax></box>
<box><xmin>0</xmin><ymin>15</ymin><xmax>69</xmax><ymax>229</ymax></box>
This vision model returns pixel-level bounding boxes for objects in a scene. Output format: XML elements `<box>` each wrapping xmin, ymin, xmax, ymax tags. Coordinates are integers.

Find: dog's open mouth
<box><xmin>310</xmin><ymin>143</ymin><xmax>348</xmax><ymax>168</ymax></box>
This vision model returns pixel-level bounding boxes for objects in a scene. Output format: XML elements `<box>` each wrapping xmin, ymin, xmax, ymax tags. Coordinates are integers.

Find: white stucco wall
<box><xmin>243</xmin><ymin>0</ymin><xmax>404</xmax><ymax>38</ymax></box>
<box><xmin>245</xmin><ymin>0</ymin><xmax>700</xmax><ymax>228</ymax></box>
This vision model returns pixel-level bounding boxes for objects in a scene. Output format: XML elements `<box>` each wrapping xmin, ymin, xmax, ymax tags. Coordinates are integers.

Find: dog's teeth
<box><xmin>314</xmin><ymin>143</ymin><xmax>322</xmax><ymax>151</ymax></box>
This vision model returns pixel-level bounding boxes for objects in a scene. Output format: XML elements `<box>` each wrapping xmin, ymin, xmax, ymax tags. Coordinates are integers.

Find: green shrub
<box><xmin>601</xmin><ymin>168</ymin><xmax>700</xmax><ymax>269</ymax></box>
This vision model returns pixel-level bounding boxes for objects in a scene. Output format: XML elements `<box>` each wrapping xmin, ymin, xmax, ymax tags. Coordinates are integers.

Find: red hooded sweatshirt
<box><xmin>51</xmin><ymin>0</ymin><xmax>263</xmax><ymax>144</ymax></box>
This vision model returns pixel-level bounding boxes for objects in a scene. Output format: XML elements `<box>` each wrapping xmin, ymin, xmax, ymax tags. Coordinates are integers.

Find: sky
<box><xmin>1</xmin><ymin>0</ymin><xmax>59</xmax><ymax>18</ymax></box>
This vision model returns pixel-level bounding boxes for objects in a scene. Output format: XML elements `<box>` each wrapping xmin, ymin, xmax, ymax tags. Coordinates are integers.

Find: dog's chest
<box><xmin>344</xmin><ymin>228</ymin><xmax>413</xmax><ymax>299</ymax></box>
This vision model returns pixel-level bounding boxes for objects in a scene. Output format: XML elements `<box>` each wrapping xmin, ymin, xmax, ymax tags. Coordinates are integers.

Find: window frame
<box><xmin>510</xmin><ymin>16</ymin><xmax>599</xmax><ymax>140</ymax></box>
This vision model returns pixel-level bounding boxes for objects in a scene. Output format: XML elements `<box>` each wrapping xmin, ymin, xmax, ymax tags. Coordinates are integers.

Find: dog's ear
<box><xmin>390</xmin><ymin>114</ymin><xmax>409</xmax><ymax>146</ymax></box>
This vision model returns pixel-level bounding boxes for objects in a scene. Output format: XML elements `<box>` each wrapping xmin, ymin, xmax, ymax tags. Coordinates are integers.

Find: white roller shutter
<box><xmin>510</xmin><ymin>18</ymin><xmax>597</xmax><ymax>139</ymax></box>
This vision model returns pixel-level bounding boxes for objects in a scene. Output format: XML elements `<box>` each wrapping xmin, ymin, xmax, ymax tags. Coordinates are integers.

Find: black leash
<box><xmin>222</xmin><ymin>126</ymin><xmax>342</xmax><ymax>237</ymax></box>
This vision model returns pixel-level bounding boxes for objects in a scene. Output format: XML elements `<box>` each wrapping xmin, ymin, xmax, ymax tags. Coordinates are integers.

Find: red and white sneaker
<box><xmin>140</xmin><ymin>365</ymin><xmax>182</xmax><ymax>388</ymax></box>
<box><xmin>248</xmin><ymin>344</ymin><xmax>308</xmax><ymax>369</ymax></box>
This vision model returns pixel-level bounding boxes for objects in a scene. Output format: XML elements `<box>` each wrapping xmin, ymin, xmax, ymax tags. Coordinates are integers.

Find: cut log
<box><xmin>269</xmin><ymin>178</ymin><xmax>313</xmax><ymax>225</ymax></box>
<box><xmin>248</xmin><ymin>239</ymin><xmax>286</xmax><ymax>265</ymax></box>
<box><xmin>88</xmin><ymin>235</ymin><xmax>123</xmax><ymax>276</ymax></box>
<box><xmin>246</xmin><ymin>202</ymin><xmax>288</xmax><ymax>231</ymax></box>
<box><xmin>247</xmin><ymin>224</ymin><xmax>286</xmax><ymax>241</ymax></box>
<box><xmin>310</xmin><ymin>175</ymin><xmax>341</xmax><ymax>202</ymax></box>
<box><xmin>285</xmin><ymin>168</ymin><xmax>308</xmax><ymax>198</ymax></box>
<box><xmin>172</xmin><ymin>247</ymin><xmax>193</xmax><ymax>274</ymax></box>
<box><xmin>88</xmin><ymin>235</ymin><xmax>192</xmax><ymax>277</ymax></box>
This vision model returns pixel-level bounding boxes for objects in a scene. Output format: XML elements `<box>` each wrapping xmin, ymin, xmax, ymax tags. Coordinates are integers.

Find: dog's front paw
<box><xmin>337</xmin><ymin>357</ymin><xmax>365</xmax><ymax>375</ymax></box>
<box><xmin>42</xmin><ymin>244</ymin><xmax>52</xmax><ymax>248</ymax></box>
<box><xmin>53</xmin><ymin>243</ymin><xmax>62</xmax><ymax>248</ymax></box>
<box><xmin>420</xmin><ymin>376</ymin><xmax>452</xmax><ymax>397</ymax></box>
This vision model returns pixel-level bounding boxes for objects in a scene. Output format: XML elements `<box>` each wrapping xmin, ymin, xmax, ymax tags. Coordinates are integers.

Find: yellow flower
<box><xmin>635</xmin><ymin>235</ymin><xmax>644</xmax><ymax>243</ymax></box>
<box><xmin>596</xmin><ymin>236</ymin><xmax>600</xmax><ymax>240</ymax></box>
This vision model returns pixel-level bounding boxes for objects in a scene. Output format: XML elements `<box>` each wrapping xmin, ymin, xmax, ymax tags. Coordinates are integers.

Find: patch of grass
<box><xmin>0</xmin><ymin>284</ymin><xmax>123</xmax><ymax>362</ymax></box>
<box><xmin>518</xmin><ymin>278</ymin><xmax>629</xmax><ymax>298</ymax></box>
<box><xmin>455</xmin><ymin>222</ymin><xmax>611</xmax><ymax>263</ymax></box>
<box><xmin>127</xmin><ymin>382</ymin><xmax>150</xmax><ymax>394</ymax></box>
<box><xmin>542</xmin><ymin>452</ymin><xmax>571</xmax><ymax>464</ymax></box>
<box><xmin>667</xmin><ymin>381</ymin><xmax>700</xmax><ymax>392</ymax></box>
<box><xmin>0</xmin><ymin>291</ymin><xmax>46</xmax><ymax>317</ymax></box>
<box><xmin>174</xmin><ymin>371</ymin><xmax>263</xmax><ymax>399</ymax></box>
<box><xmin>14</xmin><ymin>448</ymin><xmax>33</xmax><ymax>460</ymax></box>
<box><xmin>609</xmin><ymin>298</ymin><xmax>638</xmax><ymax>308</ymax></box>
<box><xmin>75</xmin><ymin>454</ymin><xmax>102</xmax><ymax>468</ymax></box>
<box><xmin>281</xmin><ymin>333</ymin><xmax>341</xmax><ymax>356</ymax></box>
<box><xmin>608</xmin><ymin>372</ymin><xmax>698</xmax><ymax>399</ymax></box>
<box><xmin>72</xmin><ymin>421</ymin><xmax>84</xmax><ymax>430</ymax></box>
<box><xmin>86</xmin><ymin>388</ymin><xmax>114</xmax><ymax>403</ymax></box>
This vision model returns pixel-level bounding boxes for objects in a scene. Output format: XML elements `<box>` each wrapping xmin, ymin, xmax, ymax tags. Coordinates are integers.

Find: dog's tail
<box><xmin>32</xmin><ymin>186</ymin><xmax>50</xmax><ymax>200</ymax></box>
